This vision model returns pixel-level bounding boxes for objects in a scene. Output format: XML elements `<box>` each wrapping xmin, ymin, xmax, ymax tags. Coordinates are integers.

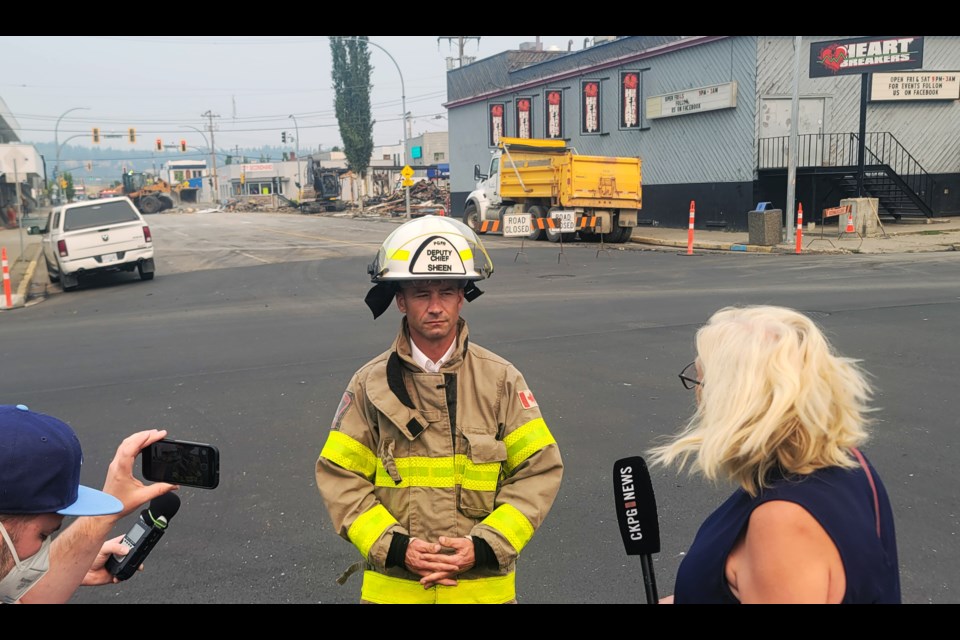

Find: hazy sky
<box><xmin>2</xmin><ymin>36</ymin><xmax>586</xmax><ymax>153</ymax></box>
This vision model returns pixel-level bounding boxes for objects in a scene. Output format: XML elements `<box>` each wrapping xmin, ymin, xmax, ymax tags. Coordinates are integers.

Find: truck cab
<box><xmin>463</xmin><ymin>152</ymin><xmax>503</xmax><ymax>232</ymax></box>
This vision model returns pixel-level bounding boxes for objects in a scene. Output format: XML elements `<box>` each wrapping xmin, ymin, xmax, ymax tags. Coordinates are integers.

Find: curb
<box><xmin>16</xmin><ymin>249</ymin><xmax>40</xmax><ymax>307</ymax></box>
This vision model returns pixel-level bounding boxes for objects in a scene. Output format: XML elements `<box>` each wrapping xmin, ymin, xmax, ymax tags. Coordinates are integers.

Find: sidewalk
<box><xmin>0</xmin><ymin>212</ymin><xmax>43</xmax><ymax>311</ymax></box>
<box><xmin>628</xmin><ymin>216</ymin><xmax>960</xmax><ymax>255</ymax></box>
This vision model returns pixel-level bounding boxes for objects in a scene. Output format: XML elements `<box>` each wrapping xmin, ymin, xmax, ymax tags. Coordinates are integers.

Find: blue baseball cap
<box><xmin>0</xmin><ymin>405</ymin><xmax>123</xmax><ymax>516</ymax></box>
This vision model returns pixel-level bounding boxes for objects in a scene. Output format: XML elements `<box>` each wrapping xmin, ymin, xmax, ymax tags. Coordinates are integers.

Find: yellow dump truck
<box><xmin>463</xmin><ymin>137</ymin><xmax>642</xmax><ymax>242</ymax></box>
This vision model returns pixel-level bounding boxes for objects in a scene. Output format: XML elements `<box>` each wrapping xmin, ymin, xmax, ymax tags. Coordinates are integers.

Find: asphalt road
<box><xmin>2</xmin><ymin>211</ymin><xmax>958</xmax><ymax>604</ymax></box>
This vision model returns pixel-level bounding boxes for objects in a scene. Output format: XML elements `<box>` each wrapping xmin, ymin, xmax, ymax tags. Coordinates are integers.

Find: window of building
<box><xmin>620</xmin><ymin>72</ymin><xmax>640</xmax><ymax>129</ymax></box>
<box><xmin>581</xmin><ymin>80</ymin><xmax>602</xmax><ymax>135</ymax></box>
<box><xmin>434</xmin><ymin>152</ymin><xmax>445</xmax><ymax>161</ymax></box>
<box><xmin>515</xmin><ymin>97</ymin><xmax>533</xmax><ymax>139</ymax></box>
<box><xmin>619</xmin><ymin>69</ymin><xmax>649</xmax><ymax>131</ymax></box>
<box><xmin>489</xmin><ymin>103</ymin><xmax>506</xmax><ymax>147</ymax></box>
<box><xmin>545</xmin><ymin>89</ymin><xmax>564</xmax><ymax>139</ymax></box>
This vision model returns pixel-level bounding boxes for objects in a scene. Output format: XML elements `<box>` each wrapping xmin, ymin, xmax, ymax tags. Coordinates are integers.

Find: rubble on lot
<box><xmin>184</xmin><ymin>180</ymin><xmax>452</xmax><ymax>217</ymax></box>
<box><xmin>352</xmin><ymin>181</ymin><xmax>451</xmax><ymax>217</ymax></box>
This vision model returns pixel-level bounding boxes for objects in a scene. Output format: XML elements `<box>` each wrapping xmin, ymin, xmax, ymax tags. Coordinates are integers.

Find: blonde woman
<box><xmin>650</xmin><ymin>306</ymin><xmax>901</xmax><ymax>604</ymax></box>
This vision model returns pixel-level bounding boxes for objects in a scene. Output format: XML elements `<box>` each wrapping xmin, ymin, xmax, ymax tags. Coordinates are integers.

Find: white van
<box><xmin>29</xmin><ymin>196</ymin><xmax>155</xmax><ymax>291</ymax></box>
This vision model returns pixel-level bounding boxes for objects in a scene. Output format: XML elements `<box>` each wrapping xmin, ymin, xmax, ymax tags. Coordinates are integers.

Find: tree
<box><xmin>64</xmin><ymin>172</ymin><xmax>76</xmax><ymax>202</ymax></box>
<box><xmin>330</xmin><ymin>36</ymin><xmax>374</xmax><ymax>208</ymax></box>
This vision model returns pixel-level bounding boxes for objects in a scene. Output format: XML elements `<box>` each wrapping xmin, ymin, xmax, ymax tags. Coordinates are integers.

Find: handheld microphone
<box><xmin>613</xmin><ymin>456</ymin><xmax>660</xmax><ymax>604</ymax></box>
<box><xmin>105</xmin><ymin>493</ymin><xmax>181</xmax><ymax>581</ymax></box>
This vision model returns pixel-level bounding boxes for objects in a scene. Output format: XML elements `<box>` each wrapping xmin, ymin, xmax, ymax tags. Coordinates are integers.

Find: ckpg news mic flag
<box><xmin>613</xmin><ymin>456</ymin><xmax>661</xmax><ymax>603</ymax></box>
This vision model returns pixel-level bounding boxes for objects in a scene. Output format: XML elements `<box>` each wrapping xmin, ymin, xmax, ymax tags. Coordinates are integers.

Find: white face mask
<box><xmin>0</xmin><ymin>521</ymin><xmax>53</xmax><ymax>604</ymax></box>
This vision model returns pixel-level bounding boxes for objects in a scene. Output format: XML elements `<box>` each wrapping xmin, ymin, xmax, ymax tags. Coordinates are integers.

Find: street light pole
<box><xmin>288</xmin><ymin>114</ymin><xmax>302</xmax><ymax>201</ymax></box>
<box><xmin>14</xmin><ymin>158</ymin><xmax>24</xmax><ymax>258</ymax></box>
<box><xmin>54</xmin><ymin>107</ymin><xmax>90</xmax><ymax>204</ymax></box>
<box><xmin>182</xmin><ymin>124</ymin><xmax>214</xmax><ymax>203</ymax></box>
<box><xmin>335</xmin><ymin>37</ymin><xmax>410</xmax><ymax>218</ymax></box>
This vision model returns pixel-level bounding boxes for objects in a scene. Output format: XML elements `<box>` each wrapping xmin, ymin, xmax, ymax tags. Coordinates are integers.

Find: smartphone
<box><xmin>142</xmin><ymin>438</ymin><xmax>220</xmax><ymax>489</ymax></box>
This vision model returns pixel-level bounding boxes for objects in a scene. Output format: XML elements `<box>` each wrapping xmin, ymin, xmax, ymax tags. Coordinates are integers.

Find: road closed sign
<box><xmin>503</xmin><ymin>213</ymin><xmax>532</xmax><ymax>237</ymax></box>
<box><xmin>550</xmin><ymin>210</ymin><xmax>576</xmax><ymax>232</ymax></box>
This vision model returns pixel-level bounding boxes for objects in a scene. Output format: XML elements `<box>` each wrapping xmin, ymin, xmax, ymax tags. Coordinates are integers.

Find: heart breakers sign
<box><xmin>810</xmin><ymin>36</ymin><xmax>923</xmax><ymax>78</ymax></box>
<box><xmin>410</xmin><ymin>236</ymin><xmax>467</xmax><ymax>275</ymax></box>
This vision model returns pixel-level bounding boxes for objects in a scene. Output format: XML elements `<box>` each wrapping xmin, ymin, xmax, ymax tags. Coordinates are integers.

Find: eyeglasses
<box><xmin>678</xmin><ymin>361</ymin><xmax>701</xmax><ymax>390</ymax></box>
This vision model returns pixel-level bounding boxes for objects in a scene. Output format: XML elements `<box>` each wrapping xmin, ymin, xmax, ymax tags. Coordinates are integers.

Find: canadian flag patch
<box><xmin>331</xmin><ymin>391</ymin><xmax>354</xmax><ymax>431</ymax></box>
<box><xmin>518</xmin><ymin>389</ymin><xmax>538</xmax><ymax>409</ymax></box>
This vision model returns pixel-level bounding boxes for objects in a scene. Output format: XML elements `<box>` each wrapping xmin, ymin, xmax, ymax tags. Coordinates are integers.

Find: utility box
<box><xmin>748</xmin><ymin>208</ymin><xmax>782</xmax><ymax>245</ymax></box>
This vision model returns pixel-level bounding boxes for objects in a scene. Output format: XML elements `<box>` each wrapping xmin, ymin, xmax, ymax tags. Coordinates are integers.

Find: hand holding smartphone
<box><xmin>141</xmin><ymin>438</ymin><xmax>220</xmax><ymax>489</ymax></box>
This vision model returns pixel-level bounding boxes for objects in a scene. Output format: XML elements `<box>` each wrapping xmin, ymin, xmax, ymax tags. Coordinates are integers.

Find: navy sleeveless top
<box><xmin>674</xmin><ymin>451</ymin><xmax>900</xmax><ymax>603</ymax></box>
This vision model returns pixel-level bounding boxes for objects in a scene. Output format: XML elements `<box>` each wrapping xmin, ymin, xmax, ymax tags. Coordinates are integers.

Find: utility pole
<box><xmin>202</xmin><ymin>110</ymin><xmax>220</xmax><ymax>204</ymax></box>
<box><xmin>785</xmin><ymin>36</ymin><xmax>802</xmax><ymax>244</ymax></box>
<box><xmin>437</xmin><ymin>36</ymin><xmax>481</xmax><ymax>69</ymax></box>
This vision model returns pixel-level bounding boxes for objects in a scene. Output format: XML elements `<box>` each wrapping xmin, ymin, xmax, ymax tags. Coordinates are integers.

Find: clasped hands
<box><xmin>404</xmin><ymin>536</ymin><xmax>476</xmax><ymax>589</ymax></box>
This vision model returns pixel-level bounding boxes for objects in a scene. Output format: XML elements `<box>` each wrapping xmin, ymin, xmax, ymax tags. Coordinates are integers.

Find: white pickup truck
<box><xmin>28</xmin><ymin>196</ymin><xmax>155</xmax><ymax>291</ymax></box>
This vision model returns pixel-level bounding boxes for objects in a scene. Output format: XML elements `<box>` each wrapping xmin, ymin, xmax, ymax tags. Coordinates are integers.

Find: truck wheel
<box><xmin>139</xmin><ymin>264</ymin><xmax>155</xmax><ymax>281</ymax></box>
<box><xmin>619</xmin><ymin>226</ymin><xmax>633</xmax><ymax>243</ymax></box>
<box><xmin>139</xmin><ymin>195</ymin><xmax>161</xmax><ymax>214</ymax></box>
<box><xmin>464</xmin><ymin>203</ymin><xmax>480</xmax><ymax>232</ymax></box>
<box><xmin>159</xmin><ymin>196</ymin><xmax>174</xmax><ymax>211</ymax></box>
<box><xmin>527</xmin><ymin>206</ymin><xmax>547</xmax><ymax>241</ymax></box>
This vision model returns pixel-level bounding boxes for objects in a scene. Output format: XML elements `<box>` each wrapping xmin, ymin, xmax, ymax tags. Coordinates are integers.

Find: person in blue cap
<box><xmin>0</xmin><ymin>404</ymin><xmax>177</xmax><ymax>604</ymax></box>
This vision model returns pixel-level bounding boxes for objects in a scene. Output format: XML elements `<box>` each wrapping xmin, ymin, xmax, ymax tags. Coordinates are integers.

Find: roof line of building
<box><xmin>443</xmin><ymin>36</ymin><xmax>730</xmax><ymax>109</ymax></box>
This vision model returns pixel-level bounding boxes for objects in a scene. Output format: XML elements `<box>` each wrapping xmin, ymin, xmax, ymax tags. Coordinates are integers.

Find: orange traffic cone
<box><xmin>795</xmin><ymin>203</ymin><xmax>804</xmax><ymax>254</ymax></box>
<box><xmin>845</xmin><ymin>210</ymin><xmax>856</xmax><ymax>234</ymax></box>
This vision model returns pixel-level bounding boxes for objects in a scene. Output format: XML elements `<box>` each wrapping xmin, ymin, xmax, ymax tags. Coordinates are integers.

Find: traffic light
<box><xmin>180</xmin><ymin>139</ymin><xmax>187</xmax><ymax>152</ymax></box>
<box><xmin>282</xmin><ymin>131</ymin><xmax>287</xmax><ymax>143</ymax></box>
<box><xmin>92</xmin><ymin>128</ymin><xmax>100</xmax><ymax>144</ymax></box>
<box><xmin>128</xmin><ymin>128</ymin><xmax>136</xmax><ymax>143</ymax></box>
<box><xmin>155</xmin><ymin>138</ymin><xmax>163</xmax><ymax>152</ymax></box>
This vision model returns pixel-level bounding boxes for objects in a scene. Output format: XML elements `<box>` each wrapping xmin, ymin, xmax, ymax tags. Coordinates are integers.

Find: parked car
<box><xmin>27</xmin><ymin>196</ymin><xmax>155</xmax><ymax>291</ymax></box>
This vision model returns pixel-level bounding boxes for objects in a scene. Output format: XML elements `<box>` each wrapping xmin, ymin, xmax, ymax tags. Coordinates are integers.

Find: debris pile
<box><xmin>222</xmin><ymin>198</ymin><xmax>299</xmax><ymax>213</ymax></box>
<box><xmin>356</xmin><ymin>181</ymin><xmax>451</xmax><ymax>217</ymax></box>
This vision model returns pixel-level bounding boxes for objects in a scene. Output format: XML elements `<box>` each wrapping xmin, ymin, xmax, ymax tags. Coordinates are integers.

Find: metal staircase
<box><xmin>758</xmin><ymin>132</ymin><xmax>935</xmax><ymax>219</ymax></box>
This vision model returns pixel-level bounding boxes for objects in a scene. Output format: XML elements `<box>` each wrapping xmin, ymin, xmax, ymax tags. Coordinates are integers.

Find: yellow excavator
<box><xmin>121</xmin><ymin>171</ymin><xmax>198</xmax><ymax>214</ymax></box>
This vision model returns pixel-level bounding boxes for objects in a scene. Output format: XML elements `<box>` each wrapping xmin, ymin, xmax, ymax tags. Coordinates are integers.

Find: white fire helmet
<box><xmin>364</xmin><ymin>215</ymin><xmax>494</xmax><ymax>318</ymax></box>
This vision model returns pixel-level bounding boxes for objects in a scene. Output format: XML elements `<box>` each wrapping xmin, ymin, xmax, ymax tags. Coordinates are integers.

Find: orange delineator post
<box><xmin>2</xmin><ymin>247</ymin><xmax>12</xmax><ymax>309</ymax></box>
<box><xmin>795</xmin><ymin>203</ymin><xmax>804</xmax><ymax>254</ymax></box>
<box><xmin>686</xmin><ymin>201</ymin><xmax>696</xmax><ymax>255</ymax></box>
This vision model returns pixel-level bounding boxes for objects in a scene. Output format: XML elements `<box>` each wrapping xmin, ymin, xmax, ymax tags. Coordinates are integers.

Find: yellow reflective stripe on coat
<box><xmin>373</xmin><ymin>454</ymin><xmax>500</xmax><ymax>491</ymax></box>
<box><xmin>503</xmin><ymin>418</ymin><xmax>556</xmax><ymax>474</ymax></box>
<box><xmin>482</xmin><ymin>504</ymin><xmax>535</xmax><ymax>553</ymax></box>
<box><xmin>361</xmin><ymin>571</ymin><xmax>516</xmax><ymax>604</ymax></box>
<box><xmin>320</xmin><ymin>431</ymin><xmax>377</xmax><ymax>481</ymax></box>
<box><xmin>347</xmin><ymin>504</ymin><xmax>398</xmax><ymax>559</ymax></box>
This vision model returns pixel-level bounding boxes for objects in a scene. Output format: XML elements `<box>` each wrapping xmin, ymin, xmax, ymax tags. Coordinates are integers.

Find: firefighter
<box><xmin>315</xmin><ymin>215</ymin><xmax>564</xmax><ymax>603</ymax></box>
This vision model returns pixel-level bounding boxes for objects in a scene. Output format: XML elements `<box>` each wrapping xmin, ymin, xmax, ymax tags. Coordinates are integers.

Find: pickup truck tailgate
<box><xmin>62</xmin><ymin>221</ymin><xmax>149</xmax><ymax>259</ymax></box>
